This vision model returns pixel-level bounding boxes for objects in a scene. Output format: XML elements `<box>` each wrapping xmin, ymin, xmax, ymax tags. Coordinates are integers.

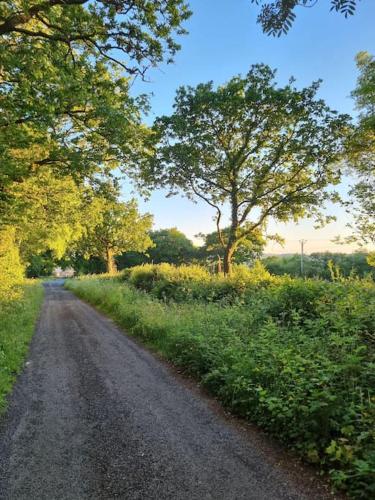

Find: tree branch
<box><xmin>0</xmin><ymin>1</ymin><xmax>89</xmax><ymax>35</ymax></box>
<box><xmin>189</xmin><ymin>180</ymin><xmax>225</xmax><ymax>247</ymax></box>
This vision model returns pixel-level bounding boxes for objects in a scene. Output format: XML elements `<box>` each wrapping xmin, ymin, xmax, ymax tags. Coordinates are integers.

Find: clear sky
<box><xmin>122</xmin><ymin>0</ymin><xmax>375</xmax><ymax>254</ymax></box>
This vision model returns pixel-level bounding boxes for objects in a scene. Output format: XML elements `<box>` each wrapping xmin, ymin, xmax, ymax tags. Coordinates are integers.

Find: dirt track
<box><xmin>0</xmin><ymin>281</ymin><xmax>336</xmax><ymax>499</ymax></box>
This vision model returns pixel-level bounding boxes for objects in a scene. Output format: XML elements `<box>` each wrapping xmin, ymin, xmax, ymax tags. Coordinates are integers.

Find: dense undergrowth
<box><xmin>0</xmin><ymin>227</ymin><xmax>25</xmax><ymax>302</ymax></box>
<box><xmin>0</xmin><ymin>281</ymin><xmax>44</xmax><ymax>412</ymax></box>
<box><xmin>67</xmin><ymin>264</ymin><xmax>375</xmax><ymax>497</ymax></box>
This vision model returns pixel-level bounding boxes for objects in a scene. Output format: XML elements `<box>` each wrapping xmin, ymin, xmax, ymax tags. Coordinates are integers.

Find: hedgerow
<box><xmin>122</xmin><ymin>262</ymin><xmax>275</xmax><ymax>304</ymax></box>
<box><xmin>66</xmin><ymin>269</ymin><xmax>375</xmax><ymax>498</ymax></box>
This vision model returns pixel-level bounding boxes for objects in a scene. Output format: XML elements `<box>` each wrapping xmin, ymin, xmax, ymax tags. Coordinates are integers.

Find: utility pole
<box><xmin>217</xmin><ymin>254</ymin><xmax>222</xmax><ymax>274</ymax></box>
<box><xmin>299</xmin><ymin>239</ymin><xmax>307</xmax><ymax>277</ymax></box>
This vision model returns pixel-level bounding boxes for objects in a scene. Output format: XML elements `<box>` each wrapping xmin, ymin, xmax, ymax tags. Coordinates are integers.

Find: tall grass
<box><xmin>67</xmin><ymin>273</ymin><xmax>375</xmax><ymax>498</ymax></box>
<box><xmin>0</xmin><ymin>281</ymin><xmax>44</xmax><ymax>412</ymax></box>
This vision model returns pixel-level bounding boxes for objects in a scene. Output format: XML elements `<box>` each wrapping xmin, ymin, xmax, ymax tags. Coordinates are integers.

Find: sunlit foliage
<box><xmin>0</xmin><ymin>226</ymin><xmax>24</xmax><ymax>301</ymax></box>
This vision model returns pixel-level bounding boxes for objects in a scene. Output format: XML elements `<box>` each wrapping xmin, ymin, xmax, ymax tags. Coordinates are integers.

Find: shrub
<box><xmin>0</xmin><ymin>227</ymin><xmax>25</xmax><ymax>302</ymax></box>
<box><xmin>124</xmin><ymin>261</ymin><xmax>274</xmax><ymax>304</ymax></box>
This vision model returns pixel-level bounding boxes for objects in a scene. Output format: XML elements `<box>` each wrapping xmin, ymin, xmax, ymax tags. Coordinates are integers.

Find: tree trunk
<box><xmin>224</xmin><ymin>186</ymin><xmax>240</xmax><ymax>275</ymax></box>
<box><xmin>105</xmin><ymin>248</ymin><xmax>117</xmax><ymax>274</ymax></box>
<box><xmin>223</xmin><ymin>244</ymin><xmax>235</xmax><ymax>275</ymax></box>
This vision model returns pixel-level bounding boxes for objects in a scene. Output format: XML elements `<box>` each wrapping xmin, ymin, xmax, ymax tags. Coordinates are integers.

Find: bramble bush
<box><xmin>67</xmin><ymin>266</ymin><xmax>375</xmax><ymax>497</ymax></box>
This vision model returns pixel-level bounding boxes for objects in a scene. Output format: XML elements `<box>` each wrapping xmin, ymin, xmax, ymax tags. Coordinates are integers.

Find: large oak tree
<box><xmin>143</xmin><ymin>64</ymin><xmax>350</xmax><ymax>274</ymax></box>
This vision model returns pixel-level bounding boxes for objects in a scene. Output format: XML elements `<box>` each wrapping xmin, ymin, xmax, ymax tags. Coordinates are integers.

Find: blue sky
<box><xmin>122</xmin><ymin>0</ymin><xmax>375</xmax><ymax>254</ymax></box>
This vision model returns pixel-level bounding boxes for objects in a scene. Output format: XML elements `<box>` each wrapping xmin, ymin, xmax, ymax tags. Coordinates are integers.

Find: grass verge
<box><xmin>66</xmin><ymin>276</ymin><xmax>374</xmax><ymax>498</ymax></box>
<box><xmin>0</xmin><ymin>280</ymin><xmax>44</xmax><ymax>412</ymax></box>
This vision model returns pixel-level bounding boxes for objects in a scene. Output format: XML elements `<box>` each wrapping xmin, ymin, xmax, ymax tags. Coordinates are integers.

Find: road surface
<box><xmin>0</xmin><ymin>282</ymin><xmax>334</xmax><ymax>499</ymax></box>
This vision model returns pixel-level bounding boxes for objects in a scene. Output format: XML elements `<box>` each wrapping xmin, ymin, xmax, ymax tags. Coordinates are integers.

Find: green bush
<box><xmin>0</xmin><ymin>227</ymin><xmax>25</xmax><ymax>301</ymax></box>
<box><xmin>0</xmin><ymin>281</ymin><xmax>44</xmax><ymax>411</ymax></box>
<box><xmin>67</xmin><ymin>274</ymin><xmax>375</xmax><ymax>498</ymax></box>
<box><xmin>124</xmin><ymin>262</ymin><xmax>275</xmax><ymax>304</ymax></box>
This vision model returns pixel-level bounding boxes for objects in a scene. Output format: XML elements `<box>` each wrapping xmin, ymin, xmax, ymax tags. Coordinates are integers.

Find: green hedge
<box><xmin>122</xmin><ymin>262</ymin><xmax>276</xmax><ymax>304</ymax></box>
<box><xmin>67</xmin><ymin>274</ymin><xmax>375</xmax><ymax>498</ymax></box>
<box><xmin>0</xmin><ymin>281</ymin><xmax>44</xmax><ymax>411</ymax></box>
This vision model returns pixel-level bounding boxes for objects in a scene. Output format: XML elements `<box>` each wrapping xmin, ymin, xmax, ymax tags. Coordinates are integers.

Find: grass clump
<box><xmin>67</xmin><ymin>273</ymin><xmax>375</xmax><ymax>498</ymax></box>
<box><xmin>0</xmin><ymin>281</ymin><xmax>44</xmax><ymax>412</ymax></box>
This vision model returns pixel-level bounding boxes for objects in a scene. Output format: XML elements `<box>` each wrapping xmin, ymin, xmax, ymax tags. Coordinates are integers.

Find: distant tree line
<box><xmin>27</xmin><ymin>226</ymin><xmax>263</xmax><ymax>276</ymax></box>
<box><xmin>28</xmin><ymin>226</ymin><xmax>374</xmax><ymax>280</ymax></box>
<box><xmin>262</xmin><ymin>252</ymin><xmax>374</xmax><ymax>279</ymax></box>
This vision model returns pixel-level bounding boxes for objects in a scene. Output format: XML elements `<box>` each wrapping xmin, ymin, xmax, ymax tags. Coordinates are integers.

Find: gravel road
<box><xmin>0</xmin><ymin>281</ymin><xmax>334</xmax><ymax>500</ymax></box>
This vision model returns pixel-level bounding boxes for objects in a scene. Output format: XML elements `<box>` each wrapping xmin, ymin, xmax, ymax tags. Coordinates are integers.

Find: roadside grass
<box><xmin>66</xmin><ymin>274</ymin><xmax>375</xmax><ymax>498</ymax></box>
<box><xmin>0</xmin><ymin>281</ymin><xmax>44</xmax><ymax>412</ymax></box>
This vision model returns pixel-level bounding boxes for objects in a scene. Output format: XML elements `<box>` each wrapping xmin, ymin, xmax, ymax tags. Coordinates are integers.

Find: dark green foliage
<box><xmin>116</xmin><ymin>251</ymin><xmax>148</xmax><ymax>270</ymax></box>
<box><xmin>69</xmin><ymin>254</ymin><xmax>107</xmax><ymax>275</ymax></box>
<box><xmin>0</xmin><ymin>1</ymin><xmax>192</xmax><ymax>76</ymax></box>
<box><xmin>117</xmin><ymin>228</ymin><xmax>198</xmax><ymax>268</ymax></box>
<box><xmin>148</xmin><ymin>228</ymin><xmax>197</xmax><ymax>265</ymax></box>
<box><xmin>26</xmin><ymin>251</ymin><xmax>57</xmax><ymax>278</ymax></box>
<box><xmin>67</xmin><ymin>273</ymin><xmax>375</xmax><ymax>497</ymax></box>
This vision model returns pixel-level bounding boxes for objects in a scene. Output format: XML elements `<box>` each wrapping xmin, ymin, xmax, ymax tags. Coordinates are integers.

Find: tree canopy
<box><xmin>143</xmin><ymin>64</ymin><xmax>350</xmax><ymax>273</ymax></box>
<box><xmin>343</xmin><ymin>52</ymin><xmax>375</xmax><ymax>248</ymax></box>
<box><xmin>251</xmin><ymin>0</ymin><xmax>360</xmax><ymax>36</ymax></box>
<box><xmin>0</xmin><ymin>1</ymin><xmax>191</xmax><ymax>75</ymax></box>
<box><xmin>77</xmin><ymin>196</ymin><xmax>153</xmax><ymax>273</ymax></box>
<box><xmin>7</xmin><ymin>169</ymin><xmax>88</xmax><ymax>260</ymax></box>
<box><xmin>147</xmin><ymin>228</ymin><xmax>196</xmax><ymax>265</ymax></box>
<box><xmin>0</xmin><ymin>0</ymin><xmax>190</xmax><ymax>220</ymax></box>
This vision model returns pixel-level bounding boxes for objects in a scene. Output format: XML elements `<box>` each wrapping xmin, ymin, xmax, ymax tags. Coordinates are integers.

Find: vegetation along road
<box><xmin>0</xmin><ymin>281</ymin><xmax>338</xmax><ymax>500</ymax></box>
